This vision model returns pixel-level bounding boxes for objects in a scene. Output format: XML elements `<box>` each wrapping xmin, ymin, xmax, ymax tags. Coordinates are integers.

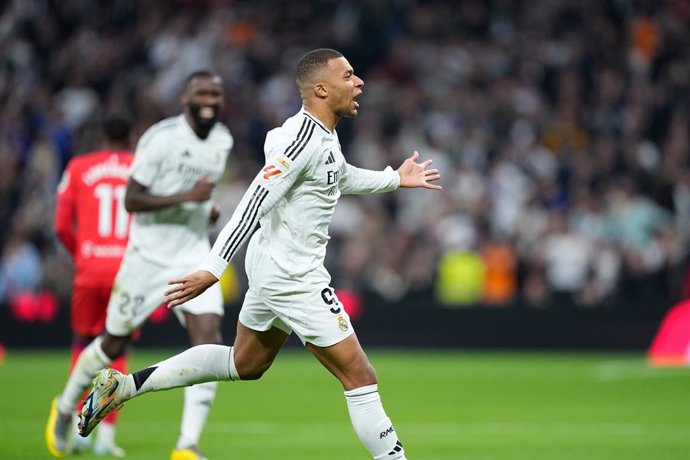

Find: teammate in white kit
<box><xmin>48</xmin><ymin>71</ymin><xmax>233</xmax><ymax>460</ymax></box>
<box><xmin>79</xmin><ymin>49</ymin><xmax>441</xmax><ymax>460</ymax></box>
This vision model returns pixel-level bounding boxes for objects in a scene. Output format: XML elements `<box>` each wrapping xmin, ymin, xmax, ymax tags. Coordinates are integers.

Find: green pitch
<box><xmin>1</xmin><ymin>349</ymin><xmax>688</xmax><ymax>459</ymax></box>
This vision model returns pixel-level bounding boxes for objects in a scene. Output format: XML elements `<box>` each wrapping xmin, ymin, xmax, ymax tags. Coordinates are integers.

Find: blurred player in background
<box><xmin>46</xmin><ymin>70</ymin><xmax>234</xmax><ymax>460</ymax></box>
<box><xmin>47</xmin><ymin>114</ymin><xmax>134</xmax><ymax>457</ymax></box>
<box><xmin>79</xmin><ymin>49</ymin><xmax>441</xmax><ymax>460</ymax></box>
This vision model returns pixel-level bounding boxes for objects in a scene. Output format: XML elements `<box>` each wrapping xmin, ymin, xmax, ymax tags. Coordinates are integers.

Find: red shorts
<box><xmin>71</xmin><ymin>282</ymin><xmax>113</xmax><ymax>337</ymax></box>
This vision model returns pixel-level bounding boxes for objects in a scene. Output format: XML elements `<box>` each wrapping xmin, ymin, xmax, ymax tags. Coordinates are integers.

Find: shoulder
<box><xmin>212</xmin><ymin>122</ymin><xmax>232</xmax><ymax>138</ymax></box>
<box><xmin>111</xmin><ymin>151</ymin><xmax>135</xmax><ymax>166</ymax></box>
<box><xmin>210</xmin><ymin>122</ymin><xmax>234</xmax><ymax>146</ymax></box>
<box><xmin>64</xmin><ymin>151</ymin><xmax>99</xmax><ymax>174</ymax></box>
<box><xmin>137</xmin><ymin>116</ymin><xmax>180</xmax><ymax>149</ymax></box>
<box><xmin>265</xmin><ymin>112</ymin><xmax>327</xmax><ymax>162</ymax></box>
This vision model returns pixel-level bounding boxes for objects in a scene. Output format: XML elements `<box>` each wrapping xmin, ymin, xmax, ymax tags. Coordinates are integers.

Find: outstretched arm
<box><xmin>340</xmin><ymin>150</ymin><xmax>441</xmax><ymax>195</ymax></box>
<box><xmin>396</xmin><ymin>151</ymin><xmax>442</xmax><ymax>190</ymax></box>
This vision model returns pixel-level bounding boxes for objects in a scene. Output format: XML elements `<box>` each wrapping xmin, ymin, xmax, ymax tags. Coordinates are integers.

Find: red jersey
<box><xmin>55</xmin><ymin>150</ymin><xmax>134</xmax><ymax>286</ymax></box>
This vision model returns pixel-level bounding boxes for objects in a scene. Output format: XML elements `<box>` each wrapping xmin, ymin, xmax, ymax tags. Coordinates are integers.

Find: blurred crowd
<box><xmin>0</xmin><ymin>0</ymin><xmax>688</xmax><ymax>315</ymax></box>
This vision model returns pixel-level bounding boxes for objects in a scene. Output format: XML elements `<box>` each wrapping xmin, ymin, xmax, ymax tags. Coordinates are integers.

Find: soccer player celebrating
<box><xmin>79</xmin><ymin>49</ymin><xmax>441</xmax><ymax>460</ymax></box>
<box><xmin>46</xmin><ymin>71</ymin><xmax>234</xmax><ymax>460</ymax></box>
<box><xmin>47</xmin><ymin>114</ymin><xmax>134</xmax><ymax>457</ymax></box>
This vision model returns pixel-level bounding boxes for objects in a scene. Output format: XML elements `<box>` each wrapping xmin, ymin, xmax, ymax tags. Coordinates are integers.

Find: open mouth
<box><xmin>199</xmin><ymin>106</ymin><xmax>216</xmax><ymax>119</ymax></box>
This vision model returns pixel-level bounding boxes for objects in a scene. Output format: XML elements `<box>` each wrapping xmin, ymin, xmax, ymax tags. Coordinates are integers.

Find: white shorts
<box><xmin>240</xmin><ymin>243</ymin><xmax>353</xmax><ymax>348</ymax></box>
<box><xmin>105</xmin><ymin>246</ymin><xmax>223</xmax><ymax>336</ymax></box>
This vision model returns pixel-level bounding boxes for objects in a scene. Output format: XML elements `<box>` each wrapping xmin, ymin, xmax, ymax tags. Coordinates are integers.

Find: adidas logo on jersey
<box><xmin>325</xmin><ymin>150</ymin><xmax>335</xmax><ymax>165</ymax></box>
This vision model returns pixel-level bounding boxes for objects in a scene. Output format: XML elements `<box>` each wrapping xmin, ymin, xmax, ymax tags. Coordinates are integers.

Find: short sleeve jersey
<box><xmin>129</xmin><ymin>115</ymin><xmax>233</xmax><ymax>266</ymax></box>
<box><xmin>56</xmin><ymin>151</ymin><xmax>134</xmax><ymax>285</ymax></box>
<box><xmin>202</xmin><ymin>108</ymin><xmax>399</xmax><ymax>279</ymax></box>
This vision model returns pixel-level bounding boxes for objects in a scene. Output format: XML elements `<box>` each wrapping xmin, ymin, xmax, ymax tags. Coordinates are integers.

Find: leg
<box><xmin>130</xmin><ymin>321</ymin><xmax>289</xmax><ymax>391</ymax></box>
<box><xmin>306</xmin><ymin>332</ymin><xmax>377</xmax><ymax>390</ymax></box>
<box><xmin>172</xmin><ymin>313</ymin><xmax>224</xmax><ymax>455</ymax></box>
<box><xmin>185</xmin><ymin>312</ymin><xmax>223</xmax><ymax>346</ymax></box>
<box><xmin>68</xmin><ymin>332</ymin><xmax>129</xmax><ymax>457</ymax></box>
<box><xmin>47</xmin><ymin>333</ymin><xmax>131</xmax><ymax>457</ymax></box>
<box><xmin>78</xmin><ymin>322</ymin><xmax>289</xmax><ymax>438</ymax></box>
<box><xmin>67</xmin><ymin>333</ymin><xmax>95</xmax><ymax>455</ymax></box>
<box><xmin>58</xmin><ymin>332</ymin><xmax>130</xmax><ymax>414</ymax></box>
<box><xmin>47</xmin><ymin>281</ymin><xmax>132</xmax><ymax>458</ymax></box>
<box><xmin>307</xmin><ymin>334</ymin><xmax>406</xmax><ymax>460</ymax></box>
<box><xmin>94</xmin><ymin>342</ymin><xmax>128</xmax><ymax>458</ymax></box>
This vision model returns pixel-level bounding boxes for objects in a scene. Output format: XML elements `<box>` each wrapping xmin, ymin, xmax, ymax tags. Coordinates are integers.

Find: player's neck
<box><xmin>303</xmin><ymin>105</ymin><xmax>337</xmax><ymax>133</ymax></box>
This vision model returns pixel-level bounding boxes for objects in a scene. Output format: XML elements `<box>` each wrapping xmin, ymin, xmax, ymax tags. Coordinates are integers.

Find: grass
<box><xmin>0</xmin><ymin>348</ymin><xmax>689</xmax><ymax>459</ymax></box>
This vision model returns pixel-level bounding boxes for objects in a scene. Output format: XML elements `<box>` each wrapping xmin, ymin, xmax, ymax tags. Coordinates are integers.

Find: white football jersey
<box><xmin>202</xmin><ymin>108</ymin><xmax>399</xmax><ymax>279</ymax></box>
<box><xmin>128</xmin><ymin>114</ymin><xmax>233</xmax><ymax>266</ymax></box>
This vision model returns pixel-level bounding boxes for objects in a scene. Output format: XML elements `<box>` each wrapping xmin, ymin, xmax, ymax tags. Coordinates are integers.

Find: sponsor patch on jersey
<box><xmin>337</xmin><ymin>315</ymin><xmax>349</xmax><ymax>332</ymax></box>
<box><xmin>276</xmin><ymin>155</ymin><xmax>290</xmax><ymax>169</ymax></box>
<box><xmin>262</xmin><ymin>164</ymin><xmax>282</xmax><ymax>179</ymax></box>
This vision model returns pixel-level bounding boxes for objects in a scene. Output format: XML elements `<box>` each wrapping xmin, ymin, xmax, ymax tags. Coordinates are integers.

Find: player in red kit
<box><xmin>47</xmin><ymin>114</ymin><xmax>134</xmax><ymax>458</ymax></box>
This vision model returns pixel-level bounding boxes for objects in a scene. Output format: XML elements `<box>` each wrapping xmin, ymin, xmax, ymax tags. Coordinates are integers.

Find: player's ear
<box><xmin>314</xmin><ymin>82</ymin><xmax>327</xmax><ymax>99</ymax></box>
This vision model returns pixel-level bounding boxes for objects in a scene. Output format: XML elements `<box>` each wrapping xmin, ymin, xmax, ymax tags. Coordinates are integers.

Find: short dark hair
<box><xmin>102</xmin><ymin>113</ymin><xmax>132</xmax><ymax>143</ymax></box>
<box><xmin>184</xmin><ymin>70</ymin><xmax>219</xmax><ymax>89</ymax></box>
<box><xmin>296</xmin><ymin>48</ymin><xmax>343</xmax><ymax>84</ymax></box>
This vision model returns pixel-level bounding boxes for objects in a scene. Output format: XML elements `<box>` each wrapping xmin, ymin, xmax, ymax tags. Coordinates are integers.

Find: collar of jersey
<box><xmin>300</xmin><ymin>108</ymin><xmax>333</xmax><ymax>135</ymax></box>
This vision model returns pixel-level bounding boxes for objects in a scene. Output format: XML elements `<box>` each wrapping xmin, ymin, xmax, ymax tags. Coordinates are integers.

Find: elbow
<box><xmin>124</xmin><ymin>185</ymin><xmax>142</xmax><ymax>212</ymax></box>
<box><xmin>124</xmin><ymin>194</ymin><xmax>138</xmax><ymax>213</ymax></box>
<box><xmin>124</xmin><ymin>197</ymin><xmax>134</xmax><ymax>212</ymax></box>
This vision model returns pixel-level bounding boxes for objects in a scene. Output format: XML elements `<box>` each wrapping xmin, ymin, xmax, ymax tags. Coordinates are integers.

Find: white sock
<box><xmin>344</xmin><ymin>384</ymin><xmax>406</xmax><ymax>460</ymax></box>
<box><xmin>58</xmin><ymin>336</ymin><xmax>112</xmax><ymax>414</ymax></box>
<box><xmin>176</xmin><ymin>382</ymin><xmax>218</xmax><ymax>449</ymax></box>
<box><xmin>96</xmin><ymin>422</ymin><xmax>117</xmax><ymax>446</ymax></box>
<box><xmin>127</xmin><ymin>345</ymin><xmax>235</xmax><ymax>398</ymax></box>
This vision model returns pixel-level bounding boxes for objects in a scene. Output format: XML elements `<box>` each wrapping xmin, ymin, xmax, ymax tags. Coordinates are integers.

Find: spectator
<box><xmin>0</xmin><ymin>0</ymin><xmax>687</xmax><ymax>313</ymax></box>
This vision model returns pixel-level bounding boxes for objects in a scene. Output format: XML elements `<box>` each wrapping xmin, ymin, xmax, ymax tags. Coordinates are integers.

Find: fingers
<box><xmin>424</xmin><ymin>182</ymin><xmax>443</xmax><ymax>190</ymax></box>
<box><xmin>164</xmin><ymin>279</ymin><xmax>190</xmax><ymax>302</ymax></box>
<box><xmin>410</xmin><ymin>150</ymin><xmax>419</xmax><ymax>162</ymax></box>
<box><xmin>167</xmin><ymin>295</ymin><xmax>189</xmax><ymax>309</ymax></box>
<box><xmin>165</xmin><ymin>284</ymin><xmax>193</xmax><ymax>308</ymax></box>
<box><xmin>164</xmin><ymin>284</ymin><xmax>181</xmax><ymax>297</ymax></box>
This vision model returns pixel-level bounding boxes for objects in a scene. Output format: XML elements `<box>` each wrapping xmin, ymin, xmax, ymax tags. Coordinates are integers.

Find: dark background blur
<box><xmin>0</xmin><ymin>0</ymin><xmax>688</xmax><ymax>350</ymax></box>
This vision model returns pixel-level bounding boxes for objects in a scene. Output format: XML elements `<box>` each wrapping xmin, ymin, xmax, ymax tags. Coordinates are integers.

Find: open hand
<box><xmin>165</xmin><ymin>270</ymin><xmax>218</xmax><ymax>308</ymax></box>
<box><xmin>396</xmin><ymin>151</ymin><xmax>442</xmax><ymax>190</ymax></box>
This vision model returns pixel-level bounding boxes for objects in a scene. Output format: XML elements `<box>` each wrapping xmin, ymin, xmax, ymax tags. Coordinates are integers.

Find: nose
<box><xmin>202</xmin><ymin>95</ymin><xmax>221</xmax><ymax>105</ymax></box>
<box><xmin>199</xmin><ymin>90</ymin><xmax>222</xmax><ymax>105</ymax></box>
<box><xmin>354</xmin><ymin>75</ymin><xmax>364</xmax><ymax>88</ymax></box>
